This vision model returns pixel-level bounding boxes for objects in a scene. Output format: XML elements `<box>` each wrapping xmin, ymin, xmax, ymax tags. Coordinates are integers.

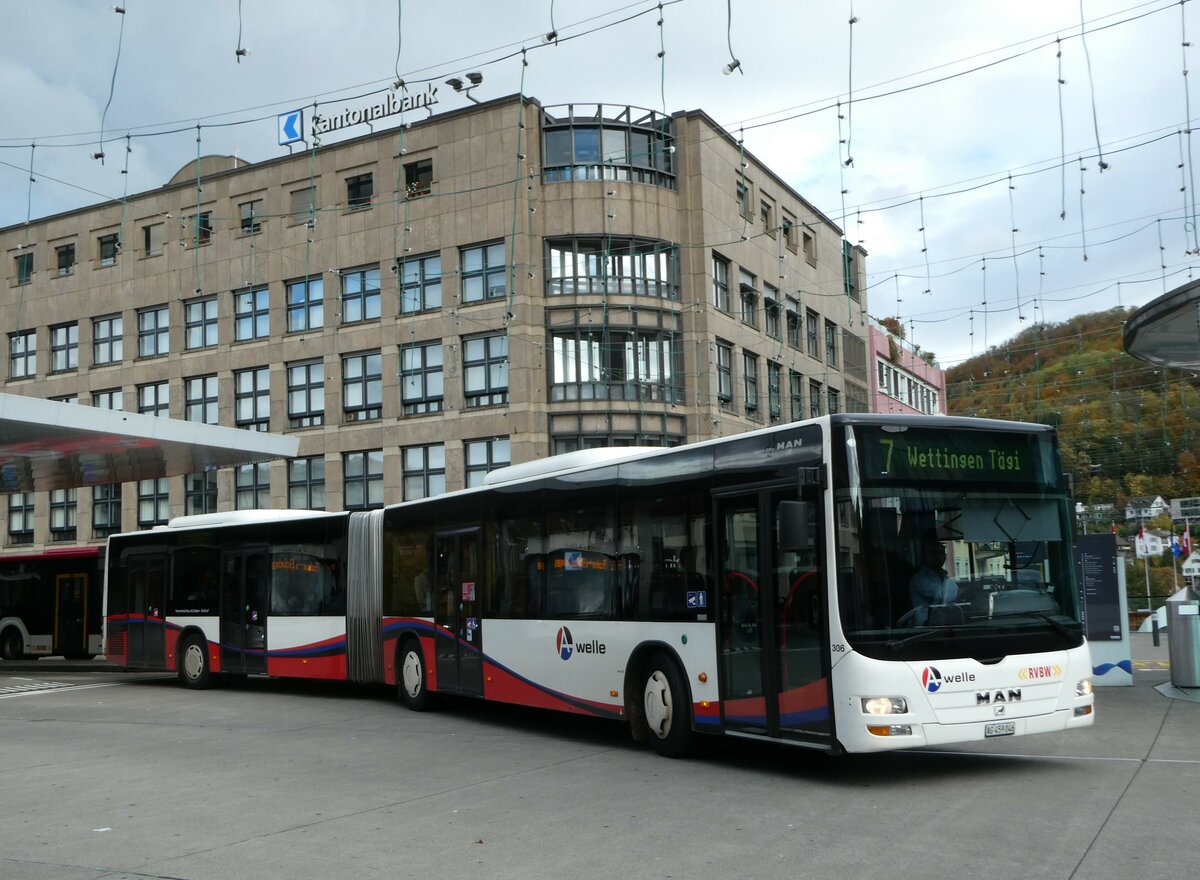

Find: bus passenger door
<box><xmin>716</xmin><ymin>486</ymin><xmax>829</xmax><ymax>743</ymax></box>
<box><xmin>55</xmin><ymin>573</ymin><xmax>88</xmax><ymax>657</ymax></box>
<box><xmin>127</xmin><ymin>556</ymin><xmax>166</xmax><ymax>668</ymax></box>
<box><xmin>220</xmin><ymin>550</ymin><xmax>270</xmax><ymax>676</ymax></box>
<box><xmin>433</xmin><ymin>529</ymin><xmax>483</xmax><ymax>697</ymax></box>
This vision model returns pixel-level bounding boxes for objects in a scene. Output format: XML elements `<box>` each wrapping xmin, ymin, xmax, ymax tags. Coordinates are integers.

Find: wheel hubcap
<box><xmin>402</xmin><ymin>651</ymin><xmax>422</xmax><ymax>698</ymax></box>
<box><xmin>644</xmin><ymin>670</ymin><xmax>673</xmax><ymax>738</ymax></box>
<box><xmin>183</xmin><ymin>644</ymin><xmax>204</xmax><ymax>680</ymax></box>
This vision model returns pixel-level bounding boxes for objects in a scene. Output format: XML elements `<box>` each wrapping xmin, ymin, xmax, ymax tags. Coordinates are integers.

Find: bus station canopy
<box><xmin>1123</xmin><ymin>278</ymin><xmax>1200</xmax><ymax>367</ymax></box>
<box><xmin>0</xmin><ymin>393</ymin><xmax>299</xmax><ymax>492</ymax></box>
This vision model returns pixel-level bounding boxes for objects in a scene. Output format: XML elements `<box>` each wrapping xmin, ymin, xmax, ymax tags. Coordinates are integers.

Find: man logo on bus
<box><xmin>556</xmin><ymin>626</ymin><xmax>574</xmax><ymax>660</ymax></box>
<box><xmin>922</xmin><ymin>666</ymin><xmax>943</xmax><ymax>693</ymax></box>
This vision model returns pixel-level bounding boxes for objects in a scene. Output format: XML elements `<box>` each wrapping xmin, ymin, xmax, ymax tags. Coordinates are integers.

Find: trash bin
<box><xmin>1167</xmin><ymin>601</ymin><xmax>1200</xmax><ymax>689</ymax></box>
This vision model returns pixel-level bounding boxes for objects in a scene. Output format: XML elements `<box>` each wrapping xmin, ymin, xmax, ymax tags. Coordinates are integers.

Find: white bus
<box><xmin>105</xmin><ymin>414</ymin><xmax>1094</xmax><ymax>755</ymax></box>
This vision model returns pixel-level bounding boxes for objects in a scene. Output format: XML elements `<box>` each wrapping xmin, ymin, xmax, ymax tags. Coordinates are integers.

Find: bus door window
<box><xmin>55</xmin><ymin>573</ymin><xmax>87</xmax><ymax>654</ymax></box>
<box><xmin>774</xmin><ymin>488</ymin><xmax>827</xmax><ymax>734</ymax></box>
<box><xmin>718</xmin><ymin>499</ymin><xmax>763</xmax><ymax>711</ymax></box>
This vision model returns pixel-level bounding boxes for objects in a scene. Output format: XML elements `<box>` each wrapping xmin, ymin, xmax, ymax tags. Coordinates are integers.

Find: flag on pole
<box><xmin>1184</xmin><ymin>521</ymin><xmax>1192</xmax><ymax>557</ymax></box>
<box><xmin>1110</xmin><ymin>522</ymin><xmax>1117</xmax><ymax>535</ymax></box>
<box><xmin>1136</xmin><ymin>524</ymin><xmax>1147</xmax><ymax>558</ymax></box>
<box><xmin>1172</xmin><ymin>534</ymin><xmax>1183</xmax><ymax>558</ymax></box>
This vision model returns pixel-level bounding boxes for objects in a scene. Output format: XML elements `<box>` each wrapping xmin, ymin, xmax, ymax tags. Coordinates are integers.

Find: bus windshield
<box><xmin>834</xmin><ymin>423</ymin><xmax>1084</xmax><ymax>661</ymax></box>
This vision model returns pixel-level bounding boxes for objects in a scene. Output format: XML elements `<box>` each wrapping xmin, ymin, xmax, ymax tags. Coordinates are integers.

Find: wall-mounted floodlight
<box><xmin>446</xmin><ymin>72</ymin><xmax>484</xmax><ymax>104</ymax></box>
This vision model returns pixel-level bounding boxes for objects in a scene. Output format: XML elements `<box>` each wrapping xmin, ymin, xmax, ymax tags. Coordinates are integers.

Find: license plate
<box><xmin>985</xmin><ymin>721</ymin><xmax>1016</xmax><ymax>737</ymax></box>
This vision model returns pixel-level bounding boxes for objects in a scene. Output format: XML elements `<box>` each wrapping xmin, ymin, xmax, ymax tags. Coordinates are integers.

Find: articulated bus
<box><xmin>104</xmin><ymin>414</ymin><xmax>1094</xmax><ymax>755</ymax></box>
<box><xmin>1</xmin><ymin>546</ymin><xmax>104</xmax><ymax>660</ymax></box>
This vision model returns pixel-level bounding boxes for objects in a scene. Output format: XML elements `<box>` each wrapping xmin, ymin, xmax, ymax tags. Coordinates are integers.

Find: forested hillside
<box><xmin>944</xmin><ymin>307</ymin><xmax>1200</xmax><ymax>509</ymax></box>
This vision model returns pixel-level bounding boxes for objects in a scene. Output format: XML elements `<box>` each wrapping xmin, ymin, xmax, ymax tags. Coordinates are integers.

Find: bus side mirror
<box><xmin>778</xmin><ymin>501</ymin><xmax>812</xmax><ymax>553</ymax></box>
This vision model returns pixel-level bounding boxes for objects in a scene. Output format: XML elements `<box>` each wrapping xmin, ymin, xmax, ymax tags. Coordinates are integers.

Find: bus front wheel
<box><xmin>0</xmin><ymin>627</ymin><xmax>23</xmax><ymax>661</ymax></box>
<box><xmin>178</xmin><ymin>635</ymin><xmax>212</xmax><ymax>689</ymax></box>
<box><xmin>642</xmin><ymin>653</ymin><xmax>691</xmax><ymax>758</ymax></box>
<box><xmin>398</xmin><ymin>639</ymin><xmax>431</xmax><ymax>711</ymax></box>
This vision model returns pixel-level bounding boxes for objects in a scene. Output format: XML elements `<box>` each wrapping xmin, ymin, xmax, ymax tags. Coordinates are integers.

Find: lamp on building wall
<box><xmin>446</xmin><ymin>72</ymin><xmax>484</xmax><ymax>104</ymax></box>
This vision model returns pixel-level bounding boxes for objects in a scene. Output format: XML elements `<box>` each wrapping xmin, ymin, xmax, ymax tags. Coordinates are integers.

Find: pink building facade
<box><xmin>868</xmin><ymin>325</ymin><xmax>946</xmax><ymax>415</ymax></box>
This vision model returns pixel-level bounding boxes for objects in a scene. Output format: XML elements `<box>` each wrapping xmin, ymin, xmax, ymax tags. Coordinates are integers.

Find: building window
<box><xmin>185</xmin><ymin>296</ymin><xmax>218</xmax><ymax>350</ymax></box>
<box><xmin>401</xmin><ymin>341</ymin><xmax>444</xmax><ymax>415</ymax></box>
<box><xmin>92</xmin><ymin>314</ymin><xmax>123</xmax><ymax>365</ymax></box>
<box><xmin>92</xmin><ymin>388</ymin><xmax>123</xmax><ymax>410</ymax></box>
<box><xmin>782</xmin><ymin>211</ymin><xmax>798</xmax><ymax>251</ymax></box>
<box><xmin>344</xmin><ymin>449</ymin><xmax>385</xmax><ymax>509</ymax></box>
<box><xmin>288</xmin><ymin>457</ymin><xmax>326</xmax><ymax>510</ymax></box>
<box><xmin>286</xmin><ymin>277</ymin><xmax>324</xmax><ymax>332</ymax></box>
<box><xmin>551</xmin><ymin>431</ymin><xmax>683</xmax><ymax>455</ymax></box>
<box><xmin>289</xmin><ymin>186</ymin><xmax>316</xmax><ymax>222</ymax></box>
<box><xmin>761</xmin><ymin>200</ymin><xmax>775</xmax><ymax>236</ymax></box>
<box><xmin>137</xmin><ymin>305</ymin><xmax>170</xmax><ymax>357</ymax></box>
<box><xmin>736</xmin><ymin>179</ymin><xmax>752</xmax><ymax>218</ymax></box>
<box><xmin>461</xmin><ymin>242</ymin><xmax>506</xmax><ymax>304</ymax></box>
<box><xmin>809</xmin><ymin>379</ymin><xmax>823</xmax><ymax>418</ymax></box>
<box><xmin>137</xmin><ymin>478</ymin><xmax>170</xmax><ymax>527</ymax></box>
<box><xmin>14</xmin><ymin>251</ymin><xmax>33</xmax><ymax>285</ymax></box>
<box><xmin>716</xmin><ymin>340</ymin><xmax>733</xmax><ymax>405</ymax></box>
<box><xmin>804</xmin><ymin>229</ymin><xmax>817</xmax><ymax>264</ymax></box>
<box><xmin>234</xmin><ymin>287</ymin><xmax>270</xmax><ymax>341</ymax></box>
<box><xmin>743</xmin><ymin>352</ymin><xmax>759</xmax><ymax>417</ymax></box>
<box><xmin>463</xmin><ymin>333</ymin><xmax>508</xmax><ymax>407</ymax></box>
<box><xmin>806</xmin><ymin>309</ymin><xmax>819</xmax><ymax>359</ymax></box>
<box><xmin>340</xmin><ymin>266</ymin><xmax>381</xmax><ymax>323</ymax></box>
<box><xmin>287</xmin><ymin>360</ymin><xmax>324</xmax><ymax>428</ymax></box>
<box><xmin>49</xmin><ymin>489</ymin><xmax>77</xmax><ymax>541</ymax></box>
<box><xmin>92</xmin><ymin>484</ymin><xmax>121</xmax><ymax>538</ymax></box>
<box><xmin>739</xmin><ymin>270</ymin><xmax>758</xmax><ymax>327</ymax></box>
<box><xmin>99</xmin><ymin>233</ymin><xmax>120</xmax><ymax>267</ymax></box>
<box><xmin>712</xmin><ymin>253</ymin><xmax>730</xmax><ymax>312</ymax></box>
<box><xmin>8</xmin><ymin>493</ymin><xmax>35</xmax><ymax>545</ymax></box>
<box><xmin>464</xmin><ymin>437</ymin><xmax>511</xmax><ymax>489</ymax></box>
<box><xmin>824</xmin><ymin>319</ymin><xmax>838</xmax><ymax>366</ymax></box>
<box><xmin>187</xmin><ymin>212</ymin><xmax>212</xmax><ymax>245</ymax></box>
<box><xmin>844</xmin><ymin>240</ymin><xmax>860</xmax><ymax>301</ymax></box>
<box><xmin>185</xmin><ymin>473</ymin><xmax>218</xmax><ymax>516</ymax></box>
<box><xmin>400</xmin><ymin>254</ymin><xmax>442</xmax><ymax>313</ymax></box>
<box><xmin>401</xmin><ymin>445</ymin><xmax>445</xmax><ymax>502</ymax></box>
<box><xmin>549</xmin><ymin>328</ymin><xmax>681</xmax><ymax>403</ymax></box>
<box><xmin>342</xmin><ymin>351</ymin><xmax>382</xmax><ymax>422</ymax></box>
<box><xmin>541</xmin><ymin>108</ymin><xmax>675</xmax><ymax>188</ymax></box>
<box><xmin>235</xmin><ymin>367</ymin><xmax>270</xmax><ymax>431</ymax></box>
<box><xmin>138</xmin><ymin>381</ymin><xmax>169</xmax><ymax>418</ymax></box>
<box><xmin>143</xmin><ymin>222</ymin><xmax>165</xmax><ymax>256</ymax></box>
<box><xmin>789</xmin><ymin>370</ymin><xmax>804</xmax><ymax>422</ymax></box>
<box><xmin>828</xmin><ymin>387</ymin><xmax>841</xmax><ymax>414</ymax></box>
<box><xmin>404</xmin><ymin>158</ymin><xmax>433</xmax><ymax>197</ymax></box>
<box><xmin>185</xmin><ymin>375</ymin><xmax>219</xmax><ymax>424</ymax></box>
<box><xmin>239</xmin><ymin>198</ymin><xmax>263</xmax><ymax>234</ymax></box>
<box><xmin>9</xmin><ymin>330</ymin><xmax>36</xmax><ymax>379</ymax></box>
<box><xmin>546</xmin><ymin>237</ymin><xmax>678</xmax><ymax>299</ymax></box>
<box><xmin>345</xmin><ymin>172</ymin><xmax>373</xmax><ymax>210</ymax></box>
<box><xmin>50</xmin><ymin>323</ymin><xmax>78</xmax><ymax>373</ymax></box>
<box><xmin>764</xmin><ymin>288</ymin><xmax>780</xmax><ymax>339</ymax></box>
<box><xmin>56</xmin><ymin>243</ymin><xmax>75</xmax><ymax>277</ymax></box>
<box><xmin>236</xmin><ymin>463</ymin><xmax>271</xmax><ymax>510</ymax></box>
<box><xmin>786</xmin><ymin>297</ymin><xmax>800</xmax><ymax>348</ymax></box>
<box><xmin>767</xmin><ymin>363</ymin><xmax>782</xmax><ymax>422</ymax></box>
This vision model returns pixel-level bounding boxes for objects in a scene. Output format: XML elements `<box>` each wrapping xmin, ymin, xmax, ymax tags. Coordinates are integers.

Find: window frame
<box><xmin>9</xmin><ymin>329</ymin><xmax>36</xmax><ymax>379</ymax></box>
<box><xmin>184</xmin><ymin>296</ymin><xmax>218</xmax><ymax>350</ymax></box>
<box><xmin>463</xmin><ymin>332</ymin><xmax>509</xmax><ymax>408</ymax></box>
<box><xmin>286</xmin><ymin>276</ymin><xmax>324</xmax><ymax>332</ymax></box>
<box><xmin>460</xmin><ymin>242</ymin><xmax>507</xmax><ymax>304</ymax></box>
<box><xmin>401</xmin><ymin>444</ymin><xmax>445</xmax><ymax>502</ymax></box>
<box><xmin>49</xmin><ymin>322</ymin><xmax>79</xmax><ymax>373</ymax></box>
<box><xmin>400</xmin><ymin>253</ymin><xmax>443</xmax><ymax>314</ymax></box>
<box><xmin>340</xmin><ymin>265</ymin><xmax>381</xmax><ymax>324</ymax></box>
<box><xmin>287</xmin><ymin>359</ymin><xmax>325</xmax><ymax>428</ymax></box>
<box><xmin>345</xmin><ymin>172</ymin><xmax>374</xmax><ymax>211</ymax></box>
<box><xmin>400</xmin><ymin>341</ymin><xmax>444</xmax><ymax>415</ymax></box>
<box><xmin>344</xmin><ymin>449</ymin><xmax>385</xmax><ymax>509</ymax></box>
<box><xmin>137</xmin><ymin>305</ymin><xmax>170</xmax><ymax>358</ymax></box>
<box><xmin>342</xmin><ymin>350</ymin><xmax>383</xmax><ymax>422</ymax></box>
<box><xmin>288</xmin><ymin>457</ymin><xmax>326</xmax><ymax>510</ymax></box>
<box><xmin>235</xmin><ymin>366</ymin><xmax>271</xmax><ymax>432</ymax></box>
<box><xmin>234</xmin><ymin>287</ymin><xmax>270</xmax><ymax>341</ymax></box>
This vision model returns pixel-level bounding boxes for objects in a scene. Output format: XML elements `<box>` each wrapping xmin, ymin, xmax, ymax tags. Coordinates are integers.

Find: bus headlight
<box><xmin>861</xmin><ymin>696</ymin><xmax>908</xmax><ymax>715</ymax></box>
<box><xmin>1076</xmin><ymin>678</ymin><xmax>1093</xmax><ymax>697</ymax></box>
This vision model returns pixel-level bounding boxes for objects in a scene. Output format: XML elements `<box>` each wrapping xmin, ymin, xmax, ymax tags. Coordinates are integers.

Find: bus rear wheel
<box><xmin>398</xmin><ymin>639</ymin><xmax>431</xmax><ymax>711</ymax></box>
<box><xmin>178</xmin><ymin>635</ymin><xmax>212</xmax><ymax>689</ymax></box>
<box><xmin>0</xmin><ymin>628</ymin><xmax>23</xmax><ymax>661</ymax></box>
<box><xmin>642</xmin><ymin>653</ymin><xmax>691</xmax><ymax>758</ymax></box>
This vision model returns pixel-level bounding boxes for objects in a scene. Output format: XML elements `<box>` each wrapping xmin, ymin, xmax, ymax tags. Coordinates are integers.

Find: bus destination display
<box><xmin>859</xmin><ymin>428</ymin><xmax>1046</xmax><ymax>485</ymax></box>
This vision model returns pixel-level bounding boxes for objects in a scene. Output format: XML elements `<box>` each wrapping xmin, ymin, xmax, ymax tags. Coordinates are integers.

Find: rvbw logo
<box><xmin>556</xmin><ymin>626</ymin><xmax>574</xmax><ymax>660</ymax></box>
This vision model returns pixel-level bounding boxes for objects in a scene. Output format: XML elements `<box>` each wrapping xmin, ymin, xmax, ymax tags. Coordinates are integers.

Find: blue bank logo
<box><xmin>278</xmin><ymin>109</ymin><xmax>304</xmax><ymax>146</ymax></box>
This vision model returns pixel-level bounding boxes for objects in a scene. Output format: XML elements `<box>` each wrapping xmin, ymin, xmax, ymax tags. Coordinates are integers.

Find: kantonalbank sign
<box><xmin>313</xmin><ymin>85</ymin><xmax>439</xmax><ymax>136</ymax></box>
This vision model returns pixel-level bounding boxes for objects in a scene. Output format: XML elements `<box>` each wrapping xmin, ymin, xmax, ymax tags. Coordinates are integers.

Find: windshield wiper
<box><xmin>988</xmin><ymin>610</ymin><xmax>1075</xmax><ymax>639</ymax></box>
<box><xmin>885</xmin><ymin>628</ymin><xmax>944</xmax><ymax>650</ymax></box>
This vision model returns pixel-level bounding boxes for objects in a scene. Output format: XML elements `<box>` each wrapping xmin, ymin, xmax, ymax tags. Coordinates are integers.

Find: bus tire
<box><xmin>642</xmin><ymin>652</ymin><xmax>691</xmax><ymax>758</ymax></box>
<box><xmin>398</xmin><ymin>638</ymin><xmax>431</xmax><ymax>711</ymax></box>
<box><xmin>0</xmin><ymin>627</ymin><xmax>23</xmax><ymax>661</ymax></box>
<box><xmin>178</xmin><ymin>635</ymin><xmax>213</xmax><ymax>689</ymax></box>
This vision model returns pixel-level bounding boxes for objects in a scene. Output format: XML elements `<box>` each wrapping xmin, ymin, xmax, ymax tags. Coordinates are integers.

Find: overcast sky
<box><xmin>1</xmin><ymin>0</ymin><xmax>1195</xmax><ymax>369</ymax></box>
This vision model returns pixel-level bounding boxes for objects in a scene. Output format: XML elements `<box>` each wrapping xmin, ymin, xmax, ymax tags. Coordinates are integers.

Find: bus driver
<box><xmin>907</xmin><ymin>533</ymin><xmax>959</xmax><ymax>625</ymax></box>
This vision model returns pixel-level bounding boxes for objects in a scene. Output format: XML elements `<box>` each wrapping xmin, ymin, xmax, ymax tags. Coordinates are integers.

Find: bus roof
<box><xmin>162</xmin><ymin>509</ymin><xmax>345</xmax><ymax>530</ymax></box>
